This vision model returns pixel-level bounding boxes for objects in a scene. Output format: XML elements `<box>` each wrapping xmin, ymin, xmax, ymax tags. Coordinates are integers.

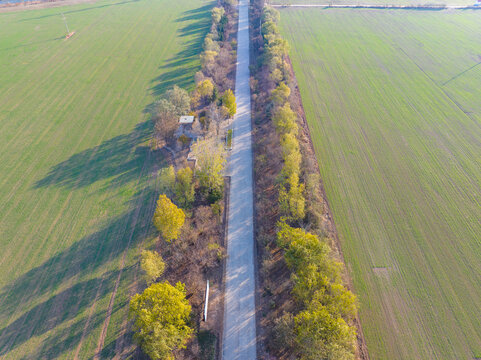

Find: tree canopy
<box><xmin>129</xmin><ymin>281</ymin><xmax>193</xmax><ymax>360</ymax></box>
<box><xmin>140</xmin><ymin>250</ymin><xmax>165</xmax><ymax>284</ymax></box>
<box><xmin>153</xmin><ymin>194</ymin><xmax>185</xmax><ymax>242</ymax></box>
<box><xmin>221</xmin><ymin>89</ymin><xmax>236</xmax><ymax>117</ymax></box>
<box><xmin>175</xmin><ymin>167</ymin><xmax>195</xmax><ymax>209</ymax></box>
<box><xmin>191</xmin><ymin>138</ymin><xmax>226</xmax><ymax>196</ymax></box>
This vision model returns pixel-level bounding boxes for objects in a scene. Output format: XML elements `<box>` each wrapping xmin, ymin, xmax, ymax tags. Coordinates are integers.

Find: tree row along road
<box><xmin>222</xmin><ymin>0</ymin><xmax>257</xmax><ymax>358</ymax></box>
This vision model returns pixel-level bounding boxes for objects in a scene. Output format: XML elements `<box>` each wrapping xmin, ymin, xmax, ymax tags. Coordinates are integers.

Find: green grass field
<box><xmin>0</xmin><ymin>0</ymin><xmax>211</xmax><ymax>358</ymax></box>
<box><xmin>280</xmin><ymin>9</ymin><xmax>481</xmax><ymax>360</ymax></box>
<box><xmin>270</xmin><ymin>0</ymin><xmax>476</xmax><ymax>6</ymax></box>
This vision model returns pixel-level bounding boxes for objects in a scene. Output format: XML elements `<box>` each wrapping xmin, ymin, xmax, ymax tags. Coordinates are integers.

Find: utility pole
<box><xmin>62</xmin><ymin>13</ymin><xmax>70</xmax><ymax>35</ymax></box>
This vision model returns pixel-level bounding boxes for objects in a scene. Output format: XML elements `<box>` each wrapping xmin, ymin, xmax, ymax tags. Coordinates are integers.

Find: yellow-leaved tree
<box><xmin>153</xmin><ymin>194</ymin><xmax>185</xmax><ymax>242</ymax></box>
<box><xmin>140</xmin><ymin>250</ymin><xmax>165</xmax><ymax>284</ymax></box>
<box><xmin>129</xmin><ymin>281</ymin><xmax>193</xmax><ymax>360</ymax></box>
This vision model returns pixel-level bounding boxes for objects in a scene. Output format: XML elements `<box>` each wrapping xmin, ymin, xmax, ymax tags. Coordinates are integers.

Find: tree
<box><xmin>175</xmin><ymin>167</ymin><xmax>195</xmax><ymax>209</ymax></box>
<box><xmin>140</xmin><ymin>250</ymin><xmax>165</xmax><ymax>284</ymax></box>
<box><xmin>280</xmin><ymin>132</ymin><xmax>301</xmax><ymax>178</ymax></box>
<box><xmin>271</xmin><ymin>82</ymin><xmax>290</xmax><ymax>107</ymax></box>
<box><xmin>276</xmin><ymin>222</ymin><xmax>330</xmax><ymax>271</ymax></box>
<box><xmin>294</xmin><ymin>302</ymin><xmax>356</xmax><ymax>360</ymax></box>
<box><xmin>154</xmin><ymin>99</ymin><xmax>178</xmax><ymax>148</ymax></box>
<box><xmin>221</xmin><ymin>89</ymin><xmax>236</xmax><ymax>117</ymax></box>
<box><xmin>201</xmin><ymin>50</ymin><xmax>218</xmax><ymax>75</ymax></box>
<box><xmin>158</xmin><ymin>166</ymin><xmax>176</xmax><ymax>197</ymax></box>
<box><xmin>204</xmin><ymin>37</ymin><xmax>220</xmax><ymax>52</ymax></box>
<box><xmin>163</xmin><ymin>85</ymin><xmax>190</xmax><ymax>115</ymax></box>
<box><xmin>191</xmin><ymin>138</ymin><xmax>226</xmax><ymax>198</ymax></box>
<box><xmin>153</xmin><ymin>194</ymin><xmax>185</xmax><ymax>242</ymax></box>
<box><xmin>273</xmin><ymin>102</ymin><xmax>297</xmax><ymax>135</ymax></box>
<box><xmin>211</xmin><ymin>6</ymin><xmax>225</xmax><ymax>24</ymax></box>
<box><xmin>129</xmin><ymin>281</ymin><xmax>193</xmax><ymax>360</ymax></box>
<box><xmin>197</xmin><ymin>79</ymin><xmax>215</xmax><ymax>102</ymax></box>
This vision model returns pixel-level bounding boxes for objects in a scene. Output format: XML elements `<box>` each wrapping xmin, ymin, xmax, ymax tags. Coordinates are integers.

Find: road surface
<box><xmin>222</xmin><ymin>0</ymin><xmax>257</xmax><ymax>358</ymax></box>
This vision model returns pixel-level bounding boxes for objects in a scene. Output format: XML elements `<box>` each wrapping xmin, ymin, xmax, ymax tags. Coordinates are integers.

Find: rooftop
<box><xmin>179</xmin><ymin>115</ymin><xmax>194</xmax><ymax>124</ymax></box>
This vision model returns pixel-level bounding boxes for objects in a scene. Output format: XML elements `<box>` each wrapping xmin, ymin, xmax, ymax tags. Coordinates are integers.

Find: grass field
<box><xmin>270</xmin><ymin>0</ymin><xmax>477</xmax><ymax>6</ymax></box>
<box><xmin>280</xmin><ymin>9</ymin><xmax>481</xmax><ymax>360</ymax></box>
<box><xmin>0</xmin><ymin>0</ymin><xmax>211</xmax><ymax>358</ymax></box>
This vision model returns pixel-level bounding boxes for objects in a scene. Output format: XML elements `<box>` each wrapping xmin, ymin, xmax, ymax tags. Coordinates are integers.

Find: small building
<box><xmin>179</xmin><ymin>115</ymin><xmax>195</xmax><ymax>125</ymax></box>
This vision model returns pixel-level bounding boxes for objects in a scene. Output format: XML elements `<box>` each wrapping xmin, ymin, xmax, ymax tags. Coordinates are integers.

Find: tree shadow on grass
<box><xmin>0</xmin><ymin>186</ymin><xmax>158</xmax><ymax>357</ymax></box>
<box><xmin>148</xmin><ymin>2</ymin><xmax>213</xmax><ymax>99</ymax></box>
<box><xmin>0</xmin><ymin>273</ymin><xmax>117</xmax><ymax>357</ymax></box>
<box><xmin>34</xmin><ymin>120</ymin><xmax>153</xmax><ymax>190</ymax></box>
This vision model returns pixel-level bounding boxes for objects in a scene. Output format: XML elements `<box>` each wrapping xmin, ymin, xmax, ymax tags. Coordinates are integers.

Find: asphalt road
<box><xmin>222</xmin><ymin>0</ymin><xmax>257</xmax><ymax>358</ymax></box>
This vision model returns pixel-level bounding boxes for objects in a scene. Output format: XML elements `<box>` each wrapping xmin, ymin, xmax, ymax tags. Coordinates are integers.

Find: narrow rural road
<box><xmin>222</xmin><ymin>0</ymin><xmax>257</xmax><ymax>358</ymax></box>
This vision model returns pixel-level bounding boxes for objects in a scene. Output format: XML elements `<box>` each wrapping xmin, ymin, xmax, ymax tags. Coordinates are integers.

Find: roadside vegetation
<box><xmin>280</xmin><ymin>7</ymin><xmax>481</xmax><ymax>360</ymax></box>
<box><xmin>129</xmin><ymin>0</ymin><xmax>239</xmax><ymax>359</ymax></box>
<box><xmin>250</xmin><ymin>3</ymin><xmax>362</xmax><ymax>359</ymax></box>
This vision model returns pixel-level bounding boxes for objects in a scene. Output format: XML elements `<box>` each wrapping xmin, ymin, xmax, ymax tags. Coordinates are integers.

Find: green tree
<box><xmin>271</xmin><ymin>82</ymin><xmax>291</xmax><ymax>107</ymax></box>
<box><xmin>158</xmin><ymin>166</ymin><xmax>176</xmax><ymax>197</ymax></box>
<box><xmin>191</xmin><ymin>138</ymin><xmax>226</xmax><ymax>198</ymax></box>
<box><xmin>175</xmin><ymin>167</ymin><xmax>195</xmax><ymax>208</ymax></box>
<box><xmin>153</xmin><ymin>194</ymin><xmax>185</xmax><ymax>242</ymax></box>
<box><xmin>197</xmin><ymin>79</ymin><xmax>215</xmax><ymax>102</ymax></box>
<box><xmin>294</xmin><ymin>302</ymin><xmax>356</xmax><ymax>360</ymax></box>
<box><xmin>140</xmin><ymin>250</ymin><xmax>165</xmax><ymax>284</ymax></box>
<box><xmin>277</xmin><ymin>222</ymin><xmax>330</xmax><ymax>271</ymax></box>
<box><xmin>221</xmin><ymin>89</ymin><xmax>237</xmax><ymax>117</ymax></box>
<box><xmin>273</xmin><ymin>103</ymin><xmax>297</xmax><ymax>135</ymax></box>
<box><xmin>164</xmin><ymin>85</ymin><xmax>190</xmax><ymax>115</ymax></box>
<box><xmin>211</xmin><ymin>6</ymin><xmax>225</xmax><ymax>24</ymax></box>
<box><xmin>129</xmin><ymin>281</ymin><xmax>193</xmax><ymax>360</ymax></box>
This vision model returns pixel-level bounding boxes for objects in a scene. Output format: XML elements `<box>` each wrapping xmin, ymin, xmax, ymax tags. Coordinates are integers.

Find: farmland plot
<box><xmin>280</xmin><ymin>9</ymin><xmax>481</xmax><ymax>360</ymax></box>
<box><xmin>0</xmin><ymin>0</ymin><xmax>211</xmax><ymax>358</ymax></box>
